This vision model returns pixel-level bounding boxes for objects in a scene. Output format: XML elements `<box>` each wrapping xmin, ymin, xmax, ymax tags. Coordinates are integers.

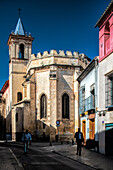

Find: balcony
<box><xmin>85</xmin><ymin>95</ymin><xmax>95</xmax><ymax>111</ymax></box>
<box><xmin>79</xmin><ymin>95</ymin><xmax>95</xmax><ymax>115</ymax></box>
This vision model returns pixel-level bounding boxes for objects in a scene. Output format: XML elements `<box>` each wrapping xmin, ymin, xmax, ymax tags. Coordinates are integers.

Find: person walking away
<box><xmin>22</xmin><ymin>130</ymin><xmax>32</xmax><ymax>154</ymax></box>
<box><xmin>75</xmin><ymin>128</ymin><xmax>84</xmax><ymax>156</ymax></box>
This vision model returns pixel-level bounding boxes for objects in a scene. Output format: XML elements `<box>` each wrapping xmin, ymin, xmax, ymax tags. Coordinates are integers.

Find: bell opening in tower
<box><xmin>19</xmin><ymin>44</ymin><xmax>24</xmax><ymax>59</ymax></box>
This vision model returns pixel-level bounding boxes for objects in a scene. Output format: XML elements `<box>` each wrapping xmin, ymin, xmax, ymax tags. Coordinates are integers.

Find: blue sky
<box><xmin>0</xmin><ymin>0</ymin><xmax>110</xmax><ymax>89</ymax></box>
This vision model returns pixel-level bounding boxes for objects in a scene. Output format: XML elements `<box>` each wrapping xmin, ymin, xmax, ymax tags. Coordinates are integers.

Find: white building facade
<box><xmin>77</xmin><ymin>58</ymin><xmax>99</xmax><ymax>150</ymax></box>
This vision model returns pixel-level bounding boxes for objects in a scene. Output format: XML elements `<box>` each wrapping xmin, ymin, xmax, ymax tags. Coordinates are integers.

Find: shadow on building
<box><xmin>0</xmin><ymin>114</ymin><xmax>6</xmax><ymax>140</ymax></box>
<box><xmin>85</xmin><ymin>128</ymin><xmax>113</xmax><ymax>157</ymax></box>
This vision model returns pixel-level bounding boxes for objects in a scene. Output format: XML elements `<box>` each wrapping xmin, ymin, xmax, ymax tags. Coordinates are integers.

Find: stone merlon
<box><xmin>27</xmin><ymin>49</ymin><xmax>91</xmax><ymax>73</ymax></box>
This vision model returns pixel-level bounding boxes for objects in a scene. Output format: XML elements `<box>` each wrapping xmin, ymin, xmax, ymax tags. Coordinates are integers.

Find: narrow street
<box><xmin>0</xmin><ymin>142</ymin><xmax>94</xmax><ymax>170</ymax></box>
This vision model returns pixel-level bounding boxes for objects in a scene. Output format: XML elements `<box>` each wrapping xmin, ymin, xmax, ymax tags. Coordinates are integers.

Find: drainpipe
<box><xmin>95</xmin><ymin>58</ymin><xmax>99</xmax><ymax>150</ymax></box>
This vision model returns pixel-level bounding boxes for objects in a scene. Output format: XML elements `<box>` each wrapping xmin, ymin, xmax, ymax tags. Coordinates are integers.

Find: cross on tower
<box><xmin>18</xmin><ymin>8</ymin><xmax>22</xmax><ymax>17</ymax></box>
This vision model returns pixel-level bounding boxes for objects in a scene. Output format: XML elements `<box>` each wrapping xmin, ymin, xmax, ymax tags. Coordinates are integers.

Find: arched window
<box><xmin>40</xmin><ymin>94</ymin><xmax>47</xmax><ymax>119</ymax></box>
<box><xmin>62</xmin><ymin>93</ymin><xmax>69</xmax><ymax>118</ymax></box>
<box><xmin>104</xmin><ymin>22</ymin><xmax>110</xmax><ymax>55</ymax></box>
<box><xmin>17</xmin><ymin>92</ymin><xmax>22</xmax><ymax>102</ymax></box>
<box><xmin>19</xmin><ymin>44</ymin><xmax>24</xmax><ymax>59</ymax></box>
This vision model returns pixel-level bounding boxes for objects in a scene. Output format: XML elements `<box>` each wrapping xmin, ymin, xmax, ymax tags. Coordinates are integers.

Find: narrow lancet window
<box><xmin>62</xmin><ymin>93</ymin><xmax>69</xmax><ymax>118</ymax></box>
<box><xmin>40</xmin><ymin>94</ymin><xmax>47</xmax><ymax>119</ymax></box>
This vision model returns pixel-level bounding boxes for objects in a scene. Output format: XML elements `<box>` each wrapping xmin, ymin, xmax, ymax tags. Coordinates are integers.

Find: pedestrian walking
<box><xmin>22</xmin><ymin>129</ymin><xmax>32</xmax><ymax>154</ymax></box>
<box><xmin>75</xmin><ymin>128</ymin><xmax>84</xmax><ymax>156</ymax></box>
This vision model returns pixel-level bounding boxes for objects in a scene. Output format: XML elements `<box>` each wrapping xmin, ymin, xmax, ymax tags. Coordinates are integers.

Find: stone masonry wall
<box><xmin>9</xmin><ymin>59</ymin><xmax>28</xmax><ymax>106</ymax></box>
<box><xmin>50</xmin><ymin>66</ymin><xmax>57</xmax><ymax>141</ymax></box>
<box><xmin>57</xmin><ymin>67</ymin><xmax>75</xmax><ymax>140</ymax></box>
<box><xmin>36</xmin><ymin>69</ymin><xmax>50</xmax><ymax>139</ymax></box>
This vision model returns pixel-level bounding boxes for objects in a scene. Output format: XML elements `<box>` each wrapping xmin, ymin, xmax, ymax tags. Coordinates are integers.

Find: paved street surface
<box><xmin>0</xmin><ymin>145</ymin><xmax>23</xmax><ymax>170</ymax></box>
<box><xmin>0</xmin><ymin>142</ymin><xmax>93</xmax><ymax>170</ymax></box>
<box><xmin>0</xmin><ymin>141</ymin><xmax>113</xmax><ymax>170</ymax></box>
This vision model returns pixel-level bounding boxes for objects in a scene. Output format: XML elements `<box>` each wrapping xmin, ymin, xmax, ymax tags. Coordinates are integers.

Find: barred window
<box><xmin>40</xmin><ymin>94</ymin><xmax>47</xmax><ymax>119</ymax></box>
<box><xmin>62</xmin><ymin>93</ymin><xmax>69</xmax><ymax>119</ymax></box>
<box><xmin>82</xmin><ymin>88</ymin><xmax>85</xmax><ymax>111</ymax></box>
<box><xmin>79</xmin><ymin>86</ymin><xmax>85</xmax><ymax>115</ymax></box>
<box><xmin>90</xmin><ymin>84</ymin><xmax>95</xmax><ymax>108</ymax></box>
<box><xmin>105</xmin><ymin>74</ymin><xmax>113</xmax><ymax>107</ymax></box>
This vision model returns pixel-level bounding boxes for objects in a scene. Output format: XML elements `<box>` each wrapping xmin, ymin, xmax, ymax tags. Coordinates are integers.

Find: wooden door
<box><xmin>82</xmin><ymin>120</ymin><xmax>86</xmax><ymax>143</ymax></box>
<box><xmin>89</xmin><ymin>119</ymin><xmax>95</xmax><ymax>140</ymax></box>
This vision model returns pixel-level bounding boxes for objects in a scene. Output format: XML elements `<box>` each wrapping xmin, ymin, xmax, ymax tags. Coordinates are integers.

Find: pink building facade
<box><xmin>95</xmin><ymin>1</ymin><xmax>113</xmax><ymax>62</ymax></box>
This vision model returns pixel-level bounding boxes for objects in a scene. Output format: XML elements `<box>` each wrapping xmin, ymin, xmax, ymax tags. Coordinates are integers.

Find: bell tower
<box><xmin>8</xmin><ymin>18</ymin><xmax>34</xmax><ymax>60</ymax></box>
<box><xmin>7</xmin><ymin>17</ymin><xmax>34</xmax><ymax>107</ymax></box>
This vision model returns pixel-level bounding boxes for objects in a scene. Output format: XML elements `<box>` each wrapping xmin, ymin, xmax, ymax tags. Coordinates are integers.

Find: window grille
<box><xmin>105</xmin><ymin>75</ymin><xmax>113</xmax><ymax>107</ymax></box>
<box><xmin>79</xmin><ymin>86</ymin><xmax>85</xmax><ymax>115</ymax></box>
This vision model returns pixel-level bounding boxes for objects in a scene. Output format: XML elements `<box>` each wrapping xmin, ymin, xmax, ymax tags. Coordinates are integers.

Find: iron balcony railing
<box><xmin>79</xmin><ymin>95</ymin><xmax>95</xmax><ymax>115</ymax></box>
<box><xmin>85</xmin><ymin>95</ymin><xmax>95</xmax><ymax>111</ymax></box>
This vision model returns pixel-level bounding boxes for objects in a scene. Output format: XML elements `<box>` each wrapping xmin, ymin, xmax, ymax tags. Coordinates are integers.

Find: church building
<box><xmin>1</xmin><ymin>17</ymin><xmax>91</xmax><ymax>141</ymax></box>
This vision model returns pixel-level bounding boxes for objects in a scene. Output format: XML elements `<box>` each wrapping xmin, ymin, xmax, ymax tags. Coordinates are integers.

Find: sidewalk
<box><xmin>0</xmin><ymin>145</ymin><xmax>23</xmax><ymax>170</ymax></box>
<box><xmin>34</xmin><ymin>142</ymin><xmax>113</xmax><ymax>170</ymax></box>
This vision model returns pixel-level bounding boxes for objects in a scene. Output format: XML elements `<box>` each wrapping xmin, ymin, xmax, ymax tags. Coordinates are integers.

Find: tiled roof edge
<box><xmin>95</xmin><ymin>0</ymin><xmax>113</xmax><ymax>28</ymax></box>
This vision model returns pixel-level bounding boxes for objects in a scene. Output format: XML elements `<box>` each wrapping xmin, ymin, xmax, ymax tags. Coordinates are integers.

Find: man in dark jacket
<box><xmin>75</xmin><ymin>128</ymin><xmax>84</xmax><ymax>156</ymax></box>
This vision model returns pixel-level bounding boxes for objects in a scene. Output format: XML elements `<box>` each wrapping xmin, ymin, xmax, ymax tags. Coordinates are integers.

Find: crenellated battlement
<box><xmin>30</xmin><ymin>49</ymin><xmax>90</xmax><ymax>61</ymax></box>
<box><xmin>27</xmin><ymin>49</ymin><xmax>91</xmax><ymax>72</ymax></box>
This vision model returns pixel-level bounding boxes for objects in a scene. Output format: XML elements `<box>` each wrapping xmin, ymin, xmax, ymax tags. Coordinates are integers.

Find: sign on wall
<box><xmin>56</xmin><ymin>120</ymin><xmax>60</xmax><ymax>127</ymax></box>
<box><xmin>102</xmin><ymin>121</ymin><xmax>104</xmax><ymax>126</ymax></box>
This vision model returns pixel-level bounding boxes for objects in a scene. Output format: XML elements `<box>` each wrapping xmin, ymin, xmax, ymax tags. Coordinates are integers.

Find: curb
<box><xmin>52</xmin><ymin>151</ymin><xmax>100</xmax><ymax>170</ymax></box>
<box><xmin>9</xmin><ymin>148</ymin><xmax>24</xmax><ymax>169</ymax></box>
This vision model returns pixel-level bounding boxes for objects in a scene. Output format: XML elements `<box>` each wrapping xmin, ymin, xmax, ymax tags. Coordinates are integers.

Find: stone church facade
<box><xmin>1</xmin><ymin>18</ymin><xmax>91</xmax><ymax>141</ymax></box>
